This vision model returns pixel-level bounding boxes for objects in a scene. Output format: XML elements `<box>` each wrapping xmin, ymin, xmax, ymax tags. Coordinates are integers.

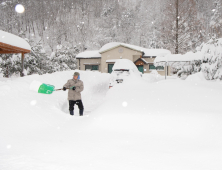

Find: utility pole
<box><xmin>175</xmin><ymin>0</ymin><xmax>179</xmax><ymax>54</ymax></box>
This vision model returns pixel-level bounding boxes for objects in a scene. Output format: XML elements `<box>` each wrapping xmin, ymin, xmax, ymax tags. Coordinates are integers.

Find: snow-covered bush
<box><xmin>0</xmin><ymin>54</ymin><xmax>21</xmax><ymax>77</ymax></box>
<box><xmin>176</xmin><ymin>60</ymin><xmax>202</xmax><ymax>79</ymax></box>
<box><xmin>201</xmin><ymin>38</ymin><xmax>222</xmax><ymax>80</ymax></box>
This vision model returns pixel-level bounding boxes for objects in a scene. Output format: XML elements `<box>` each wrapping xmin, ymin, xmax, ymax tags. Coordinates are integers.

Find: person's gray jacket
<box><xmin>63</xmin><ymin>79</ymin><xmax>84</xmax><ymax>100</ymax></box>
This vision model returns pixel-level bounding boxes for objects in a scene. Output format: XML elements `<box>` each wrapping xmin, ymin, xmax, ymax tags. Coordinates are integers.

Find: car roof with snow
<box><xmin>112</xmin><ymin>59</ymin><xmax>139</xmax><ymax>71</ymax></box>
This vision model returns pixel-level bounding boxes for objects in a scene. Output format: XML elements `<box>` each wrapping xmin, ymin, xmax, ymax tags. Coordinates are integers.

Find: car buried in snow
<box><xmin>109</xmin><ymin>59</ymin><xmax>142</xmax><ymax>88</ymax></box>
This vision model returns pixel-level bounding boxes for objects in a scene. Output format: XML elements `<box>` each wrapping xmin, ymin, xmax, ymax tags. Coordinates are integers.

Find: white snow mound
<box><xmin>29</xmin><ymin>80</ymin><xmax>42</xmax><ymax>92</ymax></box>
<box><xmin>186</xmin><ymin>72</ymin><xmax>206</xmax><ymax>82</ymax></box>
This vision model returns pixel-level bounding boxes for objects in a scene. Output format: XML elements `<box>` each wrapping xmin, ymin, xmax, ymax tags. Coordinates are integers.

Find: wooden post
<box><xmin>20</xmin><ymin>53</ymin><xmax>25</xmax><ymax>77</ymax></box>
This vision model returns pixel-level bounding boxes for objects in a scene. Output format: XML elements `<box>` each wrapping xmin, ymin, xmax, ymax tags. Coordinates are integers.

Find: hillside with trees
<box><xmin>1</xmin><ymin>0</ymin><xmax>222</xmax><ymax>76</ymax></box>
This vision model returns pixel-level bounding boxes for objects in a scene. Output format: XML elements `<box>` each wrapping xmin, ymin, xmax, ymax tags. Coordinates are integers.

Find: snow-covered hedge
<box><xmin>176</xmin><ymin>60</ymin><xmax>202</xmax><ymax>79</ymax></box>
<box><xmin>201</xmin><ymin>38</ymin><xmax>222</xmax><ymax>80</ymax></box>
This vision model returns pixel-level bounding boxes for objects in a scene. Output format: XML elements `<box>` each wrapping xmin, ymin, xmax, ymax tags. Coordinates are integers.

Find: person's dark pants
<box><xmin>69</xmin><ymin>100</ymin><xmax>84</xmax><ymax>116</ymax></box>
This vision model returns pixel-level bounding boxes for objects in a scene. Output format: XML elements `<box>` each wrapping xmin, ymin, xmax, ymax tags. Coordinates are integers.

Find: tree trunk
<box><xmin>175</xmin><ymin>0</ymin><xmax>179</xmax><ymax>54</ymax></box>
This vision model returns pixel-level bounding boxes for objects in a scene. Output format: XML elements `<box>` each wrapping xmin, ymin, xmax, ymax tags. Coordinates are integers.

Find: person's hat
<box><xmin>73</xmin><ymin>72</ymin><xmax>80</xmax><ymax>76</ymax></box>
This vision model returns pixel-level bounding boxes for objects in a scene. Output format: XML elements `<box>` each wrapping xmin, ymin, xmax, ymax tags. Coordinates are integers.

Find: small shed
<box><xmin>0</xmin><ymin>30</ymin><xmax>31</xmax><ymax>76</ymax></box>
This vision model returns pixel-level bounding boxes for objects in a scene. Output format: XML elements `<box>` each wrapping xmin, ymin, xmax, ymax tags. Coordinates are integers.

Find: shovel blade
<box><xmin>38</xmin><ymin>83</ymin><xmax>55</xmax><ymax>94</ymax></box>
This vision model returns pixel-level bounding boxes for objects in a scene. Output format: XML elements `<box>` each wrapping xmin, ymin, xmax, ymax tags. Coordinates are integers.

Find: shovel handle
<box><xmin>55</xmin><ymin>88</ymin><xmax>63</xmax><ymax>91</ymax></box>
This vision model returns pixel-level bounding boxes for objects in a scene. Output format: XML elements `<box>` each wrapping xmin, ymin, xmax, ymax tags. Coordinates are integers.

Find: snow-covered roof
<box><xmin>76</xmin><ymin>43</ymin><xmax>170</xmax><ymax>59</ymax></box>
<box><xmin>0</xmin><ymin>30</ymin><xmax>31</xmax><ymax>52</ymax></box>
<box><xmin>154</xmin><ymin>51</ymin><xmax>203</xmax><ymax>63</ymax></box>
<box><xmin>106</xmin><ymin>59</ymin><xmax>118</xmax><ymax>63</ymax></box>
<box><xmin>99</xmin><ymin>42</ymin><xmax>171</xmax><ymax>57</ymax></box>
<box><xmin>134</xmin><ymin>58</ymin><xmax>150</xmax><ymax>64</ymax></box>
<box><xmin>76</xmin><ymin>50</ymin><xmax>101</xmax><ymax>58</ymax></box>
<box><xmin>141</xmin><ymin>58</ymin><xmax>149</xmax><ymax>64</ymax></box>
<box><xmin>143</xmin><ymin>49</ymin><xmax>171</xmax><ymax>57</ymax></box>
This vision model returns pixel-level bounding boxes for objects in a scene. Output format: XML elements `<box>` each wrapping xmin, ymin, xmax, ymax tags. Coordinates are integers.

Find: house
<box><xmin>76</xmin><ymin>42</ymin><xmax>171</xmax><ymax>75</ymax></box>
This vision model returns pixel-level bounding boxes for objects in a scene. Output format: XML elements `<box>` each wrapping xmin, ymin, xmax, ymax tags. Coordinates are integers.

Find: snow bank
<box><xmin>1</xmin><ymin>70</ymin><xmax>222</xmax><ymax>170</ymax></box>
<box><xmin>79</xmin><ymin>71</ymin><xmax>111</xmax><ymax>111</ymax></box>
<box><xmin>29</xmin><ymin>80</ymin><xmax>42</xmax><ymax>92</ymax></box>
<box><xmin>186</xmin><ymin>72</ymin><xmax>206</xmax><ymax>82</ymax></box>
<box><xmin>0</xmin><ymin>70</ymin><xmax>110</xmax><ymax>115</ymax></box>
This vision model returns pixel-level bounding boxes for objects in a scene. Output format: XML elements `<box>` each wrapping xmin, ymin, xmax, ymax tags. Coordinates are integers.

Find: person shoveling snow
<box><xmin>29</xmin><ymin>72</ymin><xmax>84</xmax><ymax>116</ymax></box>
<box><xmin>63</xmin><ymin>72</ymin><xmax>84</xmax><ymax>116</ymax></box>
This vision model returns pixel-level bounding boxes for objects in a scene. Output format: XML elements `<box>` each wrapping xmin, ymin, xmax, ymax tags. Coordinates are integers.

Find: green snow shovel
<box><xmin>38</xmin><ymin>83</ymin><xmax>62</xmax><ymax>94</ymax></box>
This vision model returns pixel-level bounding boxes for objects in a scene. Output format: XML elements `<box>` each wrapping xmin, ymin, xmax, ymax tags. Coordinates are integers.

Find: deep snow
<box><xmin>0</xmin><ymin>70</ymin><xmax>222</xmax><ymax>170</ymax></box>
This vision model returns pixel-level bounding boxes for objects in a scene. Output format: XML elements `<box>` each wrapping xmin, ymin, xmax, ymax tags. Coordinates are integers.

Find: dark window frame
<box><xmin>149</xmin><ymin>64</ymin><xmax>164</xmax><ymax>70</ymax></box>
<box><xmin>85</xmin><ymin>65</ymin><xmax>99</xmax><ymax>71</ymax></box>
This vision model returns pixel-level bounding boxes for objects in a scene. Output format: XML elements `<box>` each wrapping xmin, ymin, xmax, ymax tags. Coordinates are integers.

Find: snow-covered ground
<box><xmin>0</xmin><ymin>70</ymin><xmax>222</xmax><ymax>170</ymax></box>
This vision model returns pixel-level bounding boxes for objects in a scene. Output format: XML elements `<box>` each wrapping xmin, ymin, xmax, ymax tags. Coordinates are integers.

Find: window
<box><xmin>156</xmin><ymin>66</ymin><xmax>164</xmax><ymax>70</ymax></box>
<box><xmin>149</xmin><ymin>64</ymin><xmax>164</xmax><ymax>70</ymax></box>
<box><xmin>85</xmin><ymin>65</ymin><xmax>99</xmax><ymax>70</ymax></box>
<box><xmin>92</xmin><ymin>65</ymin><xmax>98</xmax><ymax>70</ymax></box>
<box><xmin>149</xmin><ymin>64</ymin><xmax>156</xmax><ymax>70</ymax></box>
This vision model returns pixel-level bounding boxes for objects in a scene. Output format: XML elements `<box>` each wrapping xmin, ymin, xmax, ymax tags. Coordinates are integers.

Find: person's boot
<box><xmin>70</xmin><ymin>110</ymin><xmax>74</xmax><ymax>116</ymax></box>
<box><xmin>79</xmin><ymin>109</ymin><xmax>83</xmax><ymax>116</ymax></box>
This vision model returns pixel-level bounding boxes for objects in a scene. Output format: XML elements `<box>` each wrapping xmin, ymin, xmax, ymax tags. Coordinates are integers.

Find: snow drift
<box><xmin>1</xmin><ymin>70</ymin><xmax>222</xmax><ymax>170</ymax></box>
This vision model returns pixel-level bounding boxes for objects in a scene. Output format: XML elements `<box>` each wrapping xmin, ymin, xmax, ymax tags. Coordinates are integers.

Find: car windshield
<box><xmin>114</xmin><ymin>69</ymin><xmax>129</xmax><ymax>72</ymax></box>
<box><xmin>113</xmin><ymin>69</ymin><xmax>130</xmax><ymax>76</ymax></box>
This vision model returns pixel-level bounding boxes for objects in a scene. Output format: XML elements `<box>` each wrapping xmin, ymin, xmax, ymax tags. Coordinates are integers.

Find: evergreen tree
<box><xmin>25</xmin><ymin>40</ymin><xmax>52</xmax><ymax>75</ymax></box>
<box><xmin>65</xmin><ymin>47</ymin><xmax>78</xmax><ymax>70</ymax></box>
<box><xmin>52</xmin><ymin>44</ymin><xmax>77</xmax><ymax>72</ymax></box>
<box><xmin>201</xmin><ymin>38</ymin><xmax>222</xmax><ymax>80</ymax></box>
<box><xmin>0</xmin><ymin>54</ymin><xmax>21</xmax><ymax>77</ymax></box>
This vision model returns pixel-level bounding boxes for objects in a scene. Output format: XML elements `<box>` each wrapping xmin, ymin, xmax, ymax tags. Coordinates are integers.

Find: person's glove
<box><xmin>63</xmin><ymin>87</ymin><xmax>66</xmax><ymax>91</ymax></box>
<box><xmin>70</xmin><ymin>86</ymin><xmax>76</xmax><ymax>90</ymax></box>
